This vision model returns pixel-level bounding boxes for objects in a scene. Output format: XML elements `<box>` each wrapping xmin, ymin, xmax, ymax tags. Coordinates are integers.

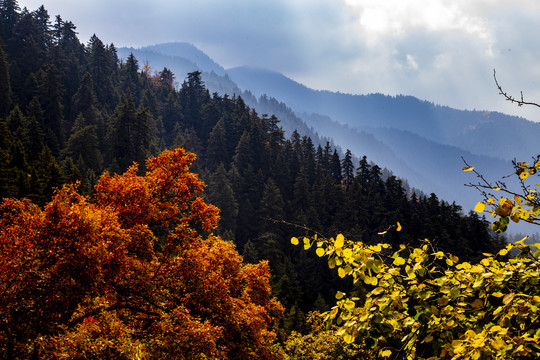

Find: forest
<box><xmin>3</xmin><ymin>1</ymin><xmax>540</xmax><ymax>359</ymax></box>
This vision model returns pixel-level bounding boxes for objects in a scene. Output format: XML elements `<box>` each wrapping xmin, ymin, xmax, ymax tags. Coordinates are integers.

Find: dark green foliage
<box><xmin>0</xmin><ymin>43</ymin><xmax>11</xmax><ymax>117</ymax></box>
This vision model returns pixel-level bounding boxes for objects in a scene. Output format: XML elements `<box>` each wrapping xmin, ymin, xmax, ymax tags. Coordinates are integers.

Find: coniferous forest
<box><xmin>0</xmin><ymin>2</ymin><xmax>515</xmax><ymax>359</ymax></box>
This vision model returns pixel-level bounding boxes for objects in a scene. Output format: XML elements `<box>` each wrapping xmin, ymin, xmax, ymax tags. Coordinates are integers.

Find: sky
<box><xmin>20</xmin><ymin>0</ymin><xmax>540</xmax><ymax>121</ymax></box>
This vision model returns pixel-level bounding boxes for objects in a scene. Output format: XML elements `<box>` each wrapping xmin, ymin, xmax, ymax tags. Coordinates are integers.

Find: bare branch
<box><xmin>493</xmin><ymin>69</ymin><xmax>540</xmax><ymax>108</ymax></box>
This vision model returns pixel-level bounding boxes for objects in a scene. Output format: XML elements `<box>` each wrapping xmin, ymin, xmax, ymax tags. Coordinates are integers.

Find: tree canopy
<box><xmin>0</xmin><ymin>147</ymin><xmax>283</xmax><ymax>359</ymax></box>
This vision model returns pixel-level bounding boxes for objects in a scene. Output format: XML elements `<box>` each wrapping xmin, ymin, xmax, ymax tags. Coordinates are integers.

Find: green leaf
<box><xmin>449</xmin><ymin>287</ymin><xmax>460</xmax><ymax>300</ymax></box>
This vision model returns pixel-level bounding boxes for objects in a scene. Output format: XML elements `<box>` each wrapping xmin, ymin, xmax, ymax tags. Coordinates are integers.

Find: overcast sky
<box><xmin>20</xmin><ymin>0</ymin><xmax>540</xmax><ymax>121</ymax></box>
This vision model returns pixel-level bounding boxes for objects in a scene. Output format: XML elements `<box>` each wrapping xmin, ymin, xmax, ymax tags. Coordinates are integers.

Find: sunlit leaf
<box><xmin>396</xmin><ymin>222</ymin><xmax>402</xmax><ymax>231</ymax></box>
<box><xmin>291</xmin><ymin>237</ymin><xmax>299</xmax><ymax>245</ymax></box>
<box><xmin>380</xmin><ymin>349</ymin><xmax>392</xmax><ymax>358</ymax></box>
<box><xmin>463</xmin><ymin>166</ymin><xmax>475</xmax><ymax>171</ymax></box>
<box><xmin>474</xmin><ymin>201</ymin><xmax>486</xmax><ymax>213</ymax></box>
<box><xmin>335</xmin><ymin>234</ymin><xmax>345</xmax><ymax>249</ymax></box>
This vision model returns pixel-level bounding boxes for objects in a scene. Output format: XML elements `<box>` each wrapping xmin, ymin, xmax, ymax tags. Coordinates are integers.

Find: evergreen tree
<box><xmin>38</xmin><ymin>64</ymin><xmax>65</xmax><ymax>152</ymax></box>
<box><xmin>87</xmin><ymin>35</ymin><xmax>117</xmax><ymax>110</ymax></box>
<box><xmin>120</xmin><ymin>52</ymin><xmax>140</xmax><ymax>102</ymax></box>
<box><xmin>0</xmin><ymin>0</ymin><xmax>20</xmax><ymax>42</ymax></box>
<box><xmin>65</xmin><ymin>122</ymin><xmax>102</xmax><ymax>173</ymax></box>
<box><xmin>342</xmin><ymin>149</ymin><xmax>354</xmax><ymax>192</ymax></box>
<box><xmin>205</xmin><ymin>117</ymin><xmax>228</xmax><ymax>170</ymax></box>
<box><xmin>21</xmin><ymin>97</ymin><xmax>45</xmax><ymax>160</ymax></box>
<box><xmin>32</xmin><ymin>145</ymin><xmax>64</xmax><ymax>205</ymax></box>
<box><xmin>0</xmin><ymin>43</ymin><xmax>12</xmax><ymax>117</ymax></box>
<box><xmin>106</xmin><ymin>97</ymin><xmax>137</xmax><ymax>172</ymax></box>
<box><xmin>207</xmin><ymin>163</ymin><xmax>239</xmax><ymax>233</ymax></box>
<box><xmin>330</xmin><ymin>149</ymin><xmax>342</xmax><ymax>182</ymax></box>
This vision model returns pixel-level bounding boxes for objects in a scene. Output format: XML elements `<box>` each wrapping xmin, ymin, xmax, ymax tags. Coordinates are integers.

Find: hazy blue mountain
<box><xmin>140</xmin><ymin>43</ymin><xmax>226</xmax><ymax>74</ymax></box>
<box><xmin>118</xmin><ymin>42</ymin><xmax>226</xmax><ymax>85</ymax></box>
<box><xmin>227</xmin><ymin>66</ymin><xmax>540</xmax><ymax>162</ymax></box>
<box><xmin>118</xmin><ymin>42</ymin><xmax>533</xmax><ymax>217</ymax></box>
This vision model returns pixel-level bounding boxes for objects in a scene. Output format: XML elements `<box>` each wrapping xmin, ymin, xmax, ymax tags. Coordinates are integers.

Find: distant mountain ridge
<box><xmin>118</xmin><ymin>42</ymin><xmax>537</xmax><ymax>215</ymax></box>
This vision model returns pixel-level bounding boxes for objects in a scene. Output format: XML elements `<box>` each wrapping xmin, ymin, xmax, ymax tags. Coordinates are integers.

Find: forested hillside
<box><xmin>0</xmin><ymin>2</ymin><xmax>509</xmax><ymax>358</ymax></box>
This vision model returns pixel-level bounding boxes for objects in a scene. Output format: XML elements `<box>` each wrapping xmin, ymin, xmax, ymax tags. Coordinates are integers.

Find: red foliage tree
<box><xmin>0</xmin><ymin>147</ymin><xmax>283</xmax><ymax>359</ymax></box>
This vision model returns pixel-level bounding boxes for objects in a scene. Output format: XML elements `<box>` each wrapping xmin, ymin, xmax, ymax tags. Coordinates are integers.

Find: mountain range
<box><xmin>118</xmin><ymin>42</ymin><xmax>540</xmax><ymax>222</ymax></box>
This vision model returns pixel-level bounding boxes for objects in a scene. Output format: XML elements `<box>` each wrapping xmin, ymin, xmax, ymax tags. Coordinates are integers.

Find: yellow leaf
<box><xmin>393</xmin><ymin>256</ymin><xmax>406</xmax><ymax>266</ymax></box>
<box><xmin>487</xmin><ymin>198</ymin><xmax>495</xmax><ymax>205</ymax></box>
<box><xmin>491</xmin><ymin>338</ymin><xmax>506</xmax><ymax>350</ymax></box>
<box><xmin>380</xmin><ymin>349</ymin><xmax>392</xmax><ymax>358</ymax></box>
<box><xmin>316</xmin><ymin>248</ymin><xmax>325</xmax><ymax>257</ymax></box>
<box><xmin>396</xmin><ymin>221</ymin><xmax>402</xmax><ymax>231</ymax></box>
<box><xmin>502</xmin><ymin>292</ymin><xmax>515</xmax><ymax>305</ymax></box>
<box><xmin>343</xmin><ymin>334</ymin><xmax>355</xmax><ymax>344</ymax></box>
<box><xmin>474</xmin><ymin>201</ymin><xmax>486</xmax><ymax>213</ymax></box>
<box><xmin>514</xmin><ymin>195</ymin><xmax>523</xmax><ymax>204</ymax></box>
<box><xmin>338</xmin><ymin>267</ymin><xmax>346</xmax><ymax>278</ymax></box>
<box><xmin>336</xmin><ymin>291</ymin><xmax>345</xmax><ymax>299</ymax></box>
<box><xmin>520</xmin><ymin>171</ymin><xmax>529</xmax><ymax>180</ymax></box>
<box><xmin>463</xmin><ymin>166</ymin><xmax>475</xmax><ymax>171</ymax></box>
<box><xmin>492</xmin><ymin>187</ymin><xmax>501</xmax><ymax>191</ymax></box>
<box><xmin>291</xmin><ymin>237</ymin><xmax>299</xmax><ymax>245</ymax></box>
<box><xmin>370</xmin><ymin>244</ymin><xmax>382</xmax><ymax>252</ymax></box>
<box><xmin>335</xmin><ymin>234</ymin><xmax>345</xmax><ymax>249</ymax></box>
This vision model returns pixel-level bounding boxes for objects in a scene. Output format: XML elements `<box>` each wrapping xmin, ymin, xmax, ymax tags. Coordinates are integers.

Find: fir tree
<box><xmin>0</xmin><ymin>43</ymin><xmax>12</xmax><ymax>117</ymax></box>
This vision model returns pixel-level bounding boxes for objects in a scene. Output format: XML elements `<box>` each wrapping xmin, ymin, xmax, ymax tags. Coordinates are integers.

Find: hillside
<box><xmin>121</xmin><ymin>43</ymin><xmax>533</xmax><ymax>212</ymax></box>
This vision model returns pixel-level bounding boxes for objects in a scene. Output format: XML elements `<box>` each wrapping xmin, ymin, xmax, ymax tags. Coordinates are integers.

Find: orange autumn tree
<box><xmin>0</xmin><ymin>147</ymin><xmax>283</xmax><ymax>360</ymax></box>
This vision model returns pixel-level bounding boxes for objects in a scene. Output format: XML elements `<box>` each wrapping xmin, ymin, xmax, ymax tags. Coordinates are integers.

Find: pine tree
<box><xmin>87</xmin><ymin>35</ymin><xmax>117</xmax><ymax>110</ymax></box>
<box><xmin>0</xmin><ymin>0</ymin><xmax>21</xmax><ymax>42</ymax></box>
<box><xmin>342</xmin><ymin>149</ymin><xmax>354</xmax><ymax>192</ymax></box>
<box><xmin>121</xmin><ymin>53</ymin><xmax>140</xmax><ymax>102</ymax></box>
<box><xmin>205</xmin><ymin>117</ymin><xmax>228</xmax><ymax>170</ymax></box>
<box><xmin>38</xmin><ymin>64</ymin><xmax>65</xmax><ymax>152</ymax></box>
<box><xmin>106</xmin><ymin>97</ymin><xmax>137</xmax><ymax>172</ymax></box>
<box><xmin>65</xmin><ymin>122</ymin><xmax>102</xmax><ymax>173</ymax></box>
<box><xmin>207</xmin><ymin>163</ymin><xmax>239</xmax><ymax>233</ymax></box>
<box><xmin>32</xmin><ymin>146</ymin><xmax>64</xmax><ymax>205</ymax></box>
<box><xmin>0</xmin><ymin>43</ymin><xmax>12</xmax><ymax>117</ymax></box>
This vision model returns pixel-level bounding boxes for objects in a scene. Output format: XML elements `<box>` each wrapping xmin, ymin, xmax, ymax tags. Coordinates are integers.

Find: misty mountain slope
<box><xmin>118</xmin><ymin>47</ymin><xmax>201</xmax><ymax>82</ymax></box>
<box><xmin>120</xmin><ymin>42</ymin><xmax>528</xmax><ymax>212</ymax></box>
<box><xmin>366</xmin><ymin>126</ymin><xmax>513</xmax><ymax>211</ymax></box>
<box><xmin>140</xmin><ymin>42</ymin><xmax>226</xmax><ymax>75</ymax></box>
<box><xmin>118</xmin><ymin>43</ymin><xmax>339</xmax><ymax>155</ymax></box>
<box><xmin>227</xmin><ymin>66</ymin><xmax>540</xmax><ymax>162</ymax></box>
<box><xmin>118</xmin><ymin>42</ymin><xmax>225</xmax><ymax>78</ymax></box>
